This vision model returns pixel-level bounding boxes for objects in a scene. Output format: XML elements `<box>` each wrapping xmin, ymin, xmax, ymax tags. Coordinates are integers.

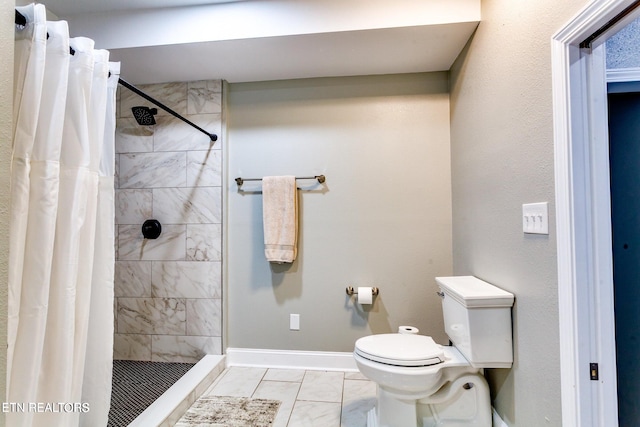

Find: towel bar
<box><xmin>235</xmin><ymin>175</ymin><xmax>325</xmax><ymax>186</ymax></box>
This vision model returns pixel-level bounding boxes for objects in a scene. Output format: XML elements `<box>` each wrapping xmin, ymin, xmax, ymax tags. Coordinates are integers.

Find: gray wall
<box><xmin>226</xmin><ymin>73</ymin><xmax>453</xmax><ymax>351</ymax></box>
<box><xmin>226</xmin><ymin>73</ymin><xmax>451</xmax><ymax>351</ymax></box>
<box><xmin>449</xmin><ymin>0</ymin><xmax>588</xmax><ymax>425</ymax></box>
<box><xmin>0</xmin><ymin>1</ymin><xmax>13</xmax><ymax>426</ymax></box>
<box><xmin>113</xmin><ymin>80</ymin><xmax>223</xmax><ymax>362</ymax></box>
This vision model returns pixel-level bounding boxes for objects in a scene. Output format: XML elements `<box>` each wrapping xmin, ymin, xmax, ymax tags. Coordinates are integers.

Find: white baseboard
<box><xmin>225</xmin><ymin>347</ymin><xmax>358</xmax><ymax>371</ymax></box>
<box><xmin>492</xmin><ymin>407</ymin><xmax>509</xmax><ymax>427</ymax></box>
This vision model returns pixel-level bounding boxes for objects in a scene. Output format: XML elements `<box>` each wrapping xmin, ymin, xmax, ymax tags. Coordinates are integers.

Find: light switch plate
<box><xmin>522</xmin><ymin>202</ymin><xmax>549</xmax><ymax>235</ymax></box>
<box><xmin>290</xmin><ymin>314</ymin><xmax>300</xmax><ymax>330</ymax></box>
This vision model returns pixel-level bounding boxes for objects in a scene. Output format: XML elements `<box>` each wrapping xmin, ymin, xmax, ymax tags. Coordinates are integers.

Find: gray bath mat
<box><xmin>175</xmin><ymin>395</ymin><xmax>281</xmax><ymax>427</ymax></box>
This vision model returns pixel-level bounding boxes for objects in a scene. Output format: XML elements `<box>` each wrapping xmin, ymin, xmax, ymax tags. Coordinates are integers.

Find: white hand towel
<box><xmin>262</xmin><ymin>176</ymin><xmax>298</xmax><ymax>263</ymax></box>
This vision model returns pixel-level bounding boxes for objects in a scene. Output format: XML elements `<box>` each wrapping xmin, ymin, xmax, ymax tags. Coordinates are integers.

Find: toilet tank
<box><xmin>436</xmin><ymin>276</ymin><xmax>515</xmax><ymax>368</ymax></box>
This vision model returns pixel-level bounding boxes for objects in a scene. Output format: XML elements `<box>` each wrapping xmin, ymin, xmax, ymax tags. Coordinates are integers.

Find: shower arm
<box><xmin>118</xmin><ymin>78</ymin><xmax>218</xmax><ymax>142</ymax></box>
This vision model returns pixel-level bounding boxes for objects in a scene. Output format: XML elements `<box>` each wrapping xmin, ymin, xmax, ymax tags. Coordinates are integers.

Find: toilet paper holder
<box><xmin>346</xmin><ymin>286</ymin><xmax>379</xmax><ymax>296</ymax></box>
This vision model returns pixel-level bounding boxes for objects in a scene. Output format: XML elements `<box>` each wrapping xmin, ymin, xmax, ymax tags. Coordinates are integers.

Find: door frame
<box><xmin>552</xmin><ymin>0</ymin><xmax>640</xmax><ymax>425</ymax></box>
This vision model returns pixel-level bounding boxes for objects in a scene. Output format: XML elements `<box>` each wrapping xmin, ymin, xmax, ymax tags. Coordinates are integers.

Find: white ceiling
<box><xmin>41</xmin><ymin>0</ymin><xmax>480</xmax><ymax>84</ymax></box>
<box><xmin>42</xmin><ymin>0</ymin><xmax>248</xmax><ymax>16</ymax></box>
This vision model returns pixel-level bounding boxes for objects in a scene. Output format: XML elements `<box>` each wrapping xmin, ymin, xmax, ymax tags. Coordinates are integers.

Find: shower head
<box><xmin>131</xmin><ymin>106</ymin><xmax>158</xmax><ymax>126</ymax></box>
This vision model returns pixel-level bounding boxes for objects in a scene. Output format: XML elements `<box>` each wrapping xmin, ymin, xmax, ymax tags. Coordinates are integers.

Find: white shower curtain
<box><xmin>8</xmin><ymin>4</ymin><xmax>117</xmax><ymax>426</ymax></box>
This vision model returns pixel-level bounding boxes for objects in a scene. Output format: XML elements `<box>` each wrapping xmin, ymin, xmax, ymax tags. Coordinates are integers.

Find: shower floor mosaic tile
<box><xmin>182</xmin><ymin>366</ymin><xmax>377</xmax><ymax>427</ymax></box>
<box><xmin>108</xmin><ymin>360</ymin><xmax>195</xmax><ymax>427</ymax></box>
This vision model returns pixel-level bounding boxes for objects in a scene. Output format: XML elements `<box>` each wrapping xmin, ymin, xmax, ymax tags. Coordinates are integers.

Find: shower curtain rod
<box><xmin>15</xmin><ymin>9</ymin><xmax>218</xmax><ymax>143</ymax></box>
<box><xmin>117</xmin><ymin>79</ymin><xmax>218</xmax><ymax>142</ymax></box>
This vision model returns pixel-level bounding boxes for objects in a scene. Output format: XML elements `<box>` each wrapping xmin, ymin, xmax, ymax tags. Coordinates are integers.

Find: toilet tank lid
<box><xmin>436</xmin><ymin>276</ymin><xmax>514</xmax><ymax>308</ymax></box>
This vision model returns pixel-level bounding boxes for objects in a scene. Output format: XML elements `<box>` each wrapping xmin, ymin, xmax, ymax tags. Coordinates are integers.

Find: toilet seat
<box><xmin>355</xmin><ymin>334</ymin><xmax>445</xmax><ymax>367</ymax></box>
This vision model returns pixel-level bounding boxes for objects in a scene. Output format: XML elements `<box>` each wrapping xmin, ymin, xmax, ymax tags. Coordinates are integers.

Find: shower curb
<box><xmin>128</xmin><ymin>355</ymin><xmax>226</xmax><ymax>427</ymax></box>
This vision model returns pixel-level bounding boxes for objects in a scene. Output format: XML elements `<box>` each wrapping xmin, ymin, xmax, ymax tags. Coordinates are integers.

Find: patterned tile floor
<box><xmin>199</xmin><ymin>367</ymin><xmax>377</xmax><ymax>427</ymax></box>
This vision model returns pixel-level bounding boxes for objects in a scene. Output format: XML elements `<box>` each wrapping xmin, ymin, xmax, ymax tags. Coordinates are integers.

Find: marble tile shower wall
<box><xmin>114</xmin><ymin>80</ymin><xmax>223</xmax><ymax>363</ymax></box>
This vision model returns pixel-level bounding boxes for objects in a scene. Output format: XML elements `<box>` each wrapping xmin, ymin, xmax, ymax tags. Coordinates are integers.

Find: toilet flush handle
<box><xmin>436</xmin><ymin>291</ymin><xmax>445</xmax><ymax>299</ymax></box>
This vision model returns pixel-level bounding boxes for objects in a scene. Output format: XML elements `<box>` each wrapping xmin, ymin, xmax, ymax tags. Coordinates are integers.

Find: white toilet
<box><xmin>353</xmin><ymin>276</ymin><xmax>515</xmax><ymax>427</ymax></box>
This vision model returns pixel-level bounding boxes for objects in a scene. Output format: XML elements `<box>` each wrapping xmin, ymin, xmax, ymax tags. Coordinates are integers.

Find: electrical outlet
<box><xmin>290</xmin><ymin>314</ymin><xmax>300</xmax><ymax>331</ymax></box>
<box><xmin>522</xmin><ymin>202</ymin><xmax>549</xmax><ymax>235</ymax></box>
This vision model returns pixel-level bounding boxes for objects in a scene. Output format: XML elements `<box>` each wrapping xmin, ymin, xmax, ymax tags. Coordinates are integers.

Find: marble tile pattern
<box><xmin>115</xmin><ymin>189</ymin><xmax>152</xmax><ymax>225</ymax></box>
<box><xmin>151</xmin><ymin>261</ymin><xmax>221</xmax><ymax>299</ymax></box>
<box><xmin>151</xmin><ymin>336</ymin><xmax>222</xmax><ymax>363</ymax></box>
<box><xmin>187</xmin><ymin>150</ymin><xmax>222</xmax><ymax>187</ymax></box>
<box><xmin>115</xmin><ymin>117</ymin><xmax>153</xmax><ymax>153</ymax></box>
<box><xmin>113</xmin><ymin>333</ymin><xmax>152</xmax><ymax>361</ymax></box>
<box><xmin>115</xmin><ymin>261</ymin><xmax>152</xmax><ymax>297</ymax></box>
<box><xmin>187</xmin><ymin>224</ymin><xmax>222</xmax><ymax>261</ymax></box>
<box><xmin>120</xmin><ymin>82</ymin><xmax>188</xmax><ymax>118</ymax></box>
<box><xmin>113</xmin><ymin>80</ymin><xmax>223</xmax><ymax>363</ymax></box>
<box><xmin>119</xmin><ymin>152</ymin><xmax>187</xmax><ymax>189</ymax></box>
<box><xmin>117</xmin><ymin>224</ymin><xmax>187</xmax><ymax>261</ymax></box>
<box><xmin>118</xmin><ymin>297</ymin><xmax>187</xmax><ymax>335</ymax></box>
<box><xmin>188</xmin><ymin>80</ymin><xmax>222</xmax><ymax>114</ymax></box>
<box><xmin>154</xmin><ymin>114</ymin><xmax>221</xmax><ymax>152</ymax></box>
<box><xmin>198</xmin><ymin>367</ymin><xmax>377</xmax><ymax>427</ymax></box>
<box><xmin>153</xmin><ymin>187</ymin><xmax>221</xmax><ymax>224</ymax></box>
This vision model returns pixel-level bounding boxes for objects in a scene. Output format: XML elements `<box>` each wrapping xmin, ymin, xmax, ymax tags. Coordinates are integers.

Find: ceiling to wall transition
<box><xmin>43</xmin><ymin>0</ymin><xmax>246</xmax><ymax>16</ymax></box>
<box><xmin>42</xmin><ymin>0</ymin><xmax>480</xmax><ymax>84</ymax></box>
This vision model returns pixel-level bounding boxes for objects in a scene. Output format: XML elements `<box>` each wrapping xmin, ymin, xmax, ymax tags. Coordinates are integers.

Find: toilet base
<box><xmin>369</xmin><ymin>373</ymin><xmax>492</xmax><ymax>427</ymax></box>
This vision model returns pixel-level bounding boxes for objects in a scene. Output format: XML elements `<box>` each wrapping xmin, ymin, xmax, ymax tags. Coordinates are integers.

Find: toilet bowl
<box><xmin>354</xmin><ymin>334</ymin><xmax>491</xmax><ymax>427</ymax></box>
<box><xmin>353</xmin><ymin>276</ymin><xmax>514</xmax><ymax>427</ymax></box>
